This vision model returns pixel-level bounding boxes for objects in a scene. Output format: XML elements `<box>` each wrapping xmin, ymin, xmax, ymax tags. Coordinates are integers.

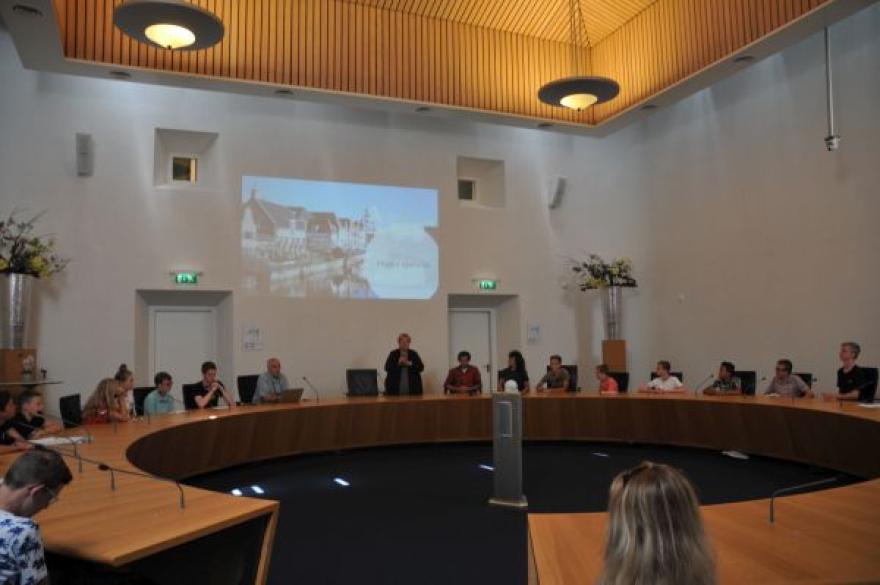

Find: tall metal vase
<box><xmin>0</xmin><ymin>273</ymin><xmax>33</xmax><ymax>349</ymax></box>
<box><xmin>600</xmin><ymin>285</ymin><xmax>622</xmax><ymax>340</ymax></box>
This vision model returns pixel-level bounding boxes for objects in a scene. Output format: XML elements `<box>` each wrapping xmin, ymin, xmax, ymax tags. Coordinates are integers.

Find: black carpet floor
<box><xmin>188</xmin><ymin>442</ymin><xmax>857</xmax><ymax>585</ymax></box>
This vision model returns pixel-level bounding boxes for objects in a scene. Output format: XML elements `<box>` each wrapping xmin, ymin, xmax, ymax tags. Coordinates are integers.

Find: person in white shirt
<box><xmin>253</xmin><ymin>358</ymin><xmax>291</xmax><ymax>404</ymax></box>
<box><xmin>640</xmin><ymin>361</ymin><xmax>685</xmax><ymax>393</ymax></box>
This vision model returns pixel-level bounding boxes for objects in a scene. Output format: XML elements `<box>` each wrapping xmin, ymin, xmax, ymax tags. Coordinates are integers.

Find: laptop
<box><xmin>279</xmin><ymin>388</ymin><xmax>305</xmax><ymax>403</ymax></box>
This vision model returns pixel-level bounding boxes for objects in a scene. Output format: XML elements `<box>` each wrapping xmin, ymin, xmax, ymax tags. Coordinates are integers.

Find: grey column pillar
<box><xmin>489</xmin><ymin>392</ymin><xmax>528</xmax><ymax>508</ymax></box>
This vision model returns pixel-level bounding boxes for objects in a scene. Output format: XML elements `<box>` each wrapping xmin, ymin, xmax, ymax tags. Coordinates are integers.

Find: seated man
<box><xmin>144</xmin><ymin>371</ymin><xmax>176</xmax><ymax>415</ymax></box>
<box><xmin>596</xmin><ymin>364</ymin><xmax>619</xmax><ymax>395</ymax></box>
<box><xmin>189</xmin><ymin>361</ymin><xmax>235</xmax><ymax>409</ymax></box>
<box><xmin>444</xmin><ymin>351</ymin><xmax>482</xmax><ymax>395</ymax></box>
<box><xmin>0</xmin><ymin>391</ymin><xmax>29</xmax><ymax>452</ymax></box>
<box><xmin>764</xmin><ymin>359</ymin><xmax>812</xmax><ymax>398</ymax></box>
<box><xmin>831</xmin><ymin>341</ymin><xmax>875</xmax><ymax>403</ymax></box>
<box><xmin>536</xmin><ymin>355</ymin><xmax>571</xmax><ymax>392</ymax></box>
<box><xmin>640</xmin><ymin>361</ymin><xmax>685</xmax><ymax>393</ymax></box>
<box><xmin>703</xmin><ymin>361</ymin><xmax>742</xmax><ymax>396</ymax></box>
<box><xmin>253</xmin><ymin>358</ymin><xmax>290</xmax><ymax>404</ymax></box>
<box><xmin>0</xmin><ymin>449</ymin><xmax>73</xmax><ymax>585</ymax></box>
<box><xmin>11</xmin><ymin>390</ymin><xmax>62</xmax><ymax>440</ymax></box>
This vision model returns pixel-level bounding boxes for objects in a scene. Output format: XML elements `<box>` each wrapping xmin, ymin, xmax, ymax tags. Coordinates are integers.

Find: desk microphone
<box><xmin>302</xmin><ymin>376</ymin><xmax>321</xmax><ymax>403</ymax></box>
<box><xmin>30</xmin><ymin>442</ymin><xmax>186</xmax><ymax>509</ymax></box>
<box><xmin>693</xmin><ymin>374</ymin><xmax>715</xmax><ymax>396</ymax></box>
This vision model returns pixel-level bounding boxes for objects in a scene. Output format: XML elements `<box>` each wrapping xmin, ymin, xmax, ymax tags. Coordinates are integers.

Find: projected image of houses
<box><xmin>241</xmin><ymin>176</ymin><xmax>439</xmax><ymax>299</ymax></box>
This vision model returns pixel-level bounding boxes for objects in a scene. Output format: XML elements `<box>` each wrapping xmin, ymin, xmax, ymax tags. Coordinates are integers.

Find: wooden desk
<box><xmin>1</xmin><ymin>394</ymin><xmax>877</xmax><ymax>584</ymax></box>
<box><xmin>524</xmin><ymin>393</ymin><xmax>880</xmax><ymax>585</ymax></box>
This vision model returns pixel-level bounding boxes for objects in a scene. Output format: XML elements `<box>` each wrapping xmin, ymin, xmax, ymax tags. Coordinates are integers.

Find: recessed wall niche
<box><xmin>456</xmin><ymin>156</ymin><xmax>505</xmax><ymax>208</ymax></box>
<box><xmin>153</xmin><ymin>128</ymin><xmax>218</xmax><ymax>190</ymax></box>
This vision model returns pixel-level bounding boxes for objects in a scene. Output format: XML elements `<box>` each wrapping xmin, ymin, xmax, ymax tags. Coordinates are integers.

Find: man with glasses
<box><xmin>763</xmin><ymin>359</ymin><xmax>812</xmax><ymax>398</ymax></box>
<box><xmin>0</xmin><ymin>449</ymin><xmax>73</xmax><ymax>584</ymax></box>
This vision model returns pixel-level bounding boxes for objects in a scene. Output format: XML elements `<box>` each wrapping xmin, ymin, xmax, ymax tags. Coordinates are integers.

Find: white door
<box><xmin>448</xmin><ymin>309</ymin><xmax>494</xmax><ymax>390</ymax></box>
<box><xmin>149</xmin><ymin>307</ymin><xmax>217</xmax><ymax>405</ymax></box>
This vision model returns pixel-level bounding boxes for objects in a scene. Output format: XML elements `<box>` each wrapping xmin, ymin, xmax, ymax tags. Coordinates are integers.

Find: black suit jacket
<box><xmin>384</xmin><ymin>349</ymin><xmax>424</xmax><ymax>395</ymax></box>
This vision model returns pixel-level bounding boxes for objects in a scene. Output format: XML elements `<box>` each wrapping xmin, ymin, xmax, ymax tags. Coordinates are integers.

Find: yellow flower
<box><xmin>0</xmin><ymin>258</ymin><xmax>7</xmax><ymax>271</ymax></box>
<box><xmin>29</xmin><ymin>256</ymin><xmax>45</xmax><ymax>274</ymax></box>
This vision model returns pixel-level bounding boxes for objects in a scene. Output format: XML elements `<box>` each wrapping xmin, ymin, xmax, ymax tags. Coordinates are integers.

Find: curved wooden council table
<box><xmin>0</xmin><ymin>394</ymin><xmax>877</xmax><ymax>584</ymax></box>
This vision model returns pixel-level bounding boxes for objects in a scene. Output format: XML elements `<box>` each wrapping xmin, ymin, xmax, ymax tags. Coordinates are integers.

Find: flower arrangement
<box><xmin>566</xmin><ymin>254</ymin><xmax>637</xmax><ymax>290</ymax></box>
<box><xmin>0</xmin><ymin>211</ymin><xmax>69</xmax><ymax>278</ymax></box>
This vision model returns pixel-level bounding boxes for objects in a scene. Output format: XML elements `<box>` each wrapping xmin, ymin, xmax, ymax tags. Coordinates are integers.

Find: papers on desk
<box><xmin>211</xmin><ymin>405</ymin><xmax>230</xmax><ymax>410</ymax></box>
<box><xmin>31</xmin><ymin>436</ymin><xmax>89</xmax><ymax>446</ymax></box>
<box><xmin>857</xmin><ymin>403</ymin><xmax>880</xmax><ymax>409</ymax></box>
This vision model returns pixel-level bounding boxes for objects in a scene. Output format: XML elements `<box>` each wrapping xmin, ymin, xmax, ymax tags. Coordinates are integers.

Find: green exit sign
<box><xmin>172</xmin><ymin>272</ymin><xmax>199</xmax><ymax>285</ymax></box>
<box><xmin>477</xmin><ymin>279</ymin><xmax>498</xmax><ymax>291</ymax></box>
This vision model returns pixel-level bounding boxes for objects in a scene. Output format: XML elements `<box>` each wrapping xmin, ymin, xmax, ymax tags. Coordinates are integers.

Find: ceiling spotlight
<box><xmin>114</xmin><ymin>0</ymin><xmax>224</xmax><ymax>51</ymax></box>
<box><xmin>536</xmin><ymin>122</ymin><xmax>555</xmax><ymax>129</ymax></box>
<box><xmin>537</xmin><ymin>0</ymin><xmax>619</xmax><ymax>111</ymax></box>
<box><xmin>641</xmin><ymin>103</ymin><xmax>658</xmax><ymax>111</ymax></box>
<box><xmin>415</xmin><ymin>106</ymin><xmax>432</xmax><ymax>112</ymax></box>
<box><xmin>109</xmin><ymin>70</ymin><xmax>132</xmax><ymax>79</ymax></box>
<box><xmin>11</xmin><ymin>4</ymin><xmax>44</xmax><ymax>18</ymax></box>
<box><xmin>733</xmin><ymin>55</ymin><xmax>755</xmax><ymax>64</ymax></box>
<box><xmin>274</xmin><ymin>88</ymin><xmax>294</xmax><ymax>97</ymax></box>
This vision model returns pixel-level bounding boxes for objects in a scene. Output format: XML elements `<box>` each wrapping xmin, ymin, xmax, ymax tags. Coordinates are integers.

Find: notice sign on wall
<box><xmin>242</xmin><ymin>323</ymin><xmax>263</xmax><ymax>352</ymax></box>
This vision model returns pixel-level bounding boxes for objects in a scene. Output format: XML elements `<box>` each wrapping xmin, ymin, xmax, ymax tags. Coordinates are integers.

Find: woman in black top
<box><xmin>498</xmin><ymin>350</ymin><xmax>530</xmax><ymax>392</ymax></box>
<box><xmin>384</xmin><ymin>333</ymin><xmax>425</xmax><ymax>395</ymax></box>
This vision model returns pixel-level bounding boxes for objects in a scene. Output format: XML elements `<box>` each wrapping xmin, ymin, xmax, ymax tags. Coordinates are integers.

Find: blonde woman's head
<box><xmin>599</xmin><ymin>461</ymin><xmax>716</xmax><ymax>585</ymax></box>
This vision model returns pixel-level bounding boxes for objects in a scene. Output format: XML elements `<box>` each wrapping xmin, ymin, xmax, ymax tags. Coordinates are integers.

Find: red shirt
<box><xmin>599</xmin><ymin>377</ymin><xmax>619</xmax><ymax>394</ymax></box>
<box><xmin>444</xmin><ymin>365</ymin><xmax>482</xmax><ymax>393</ymax></box>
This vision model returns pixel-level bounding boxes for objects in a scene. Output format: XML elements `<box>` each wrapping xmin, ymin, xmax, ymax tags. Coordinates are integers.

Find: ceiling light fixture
<box><xmin>113</xmin><ymin>0</ymin><xmax>224</xmax><ymax>51</ymax></box>
<box><xmin>538</xmin><ymin>0</ymin><xmax>619</xmax><ymax>111</ymax></box>
<box><xmin>11</xmin><ymin>4</ymin><xmax>44</xmax><ymax>18</ymax></box>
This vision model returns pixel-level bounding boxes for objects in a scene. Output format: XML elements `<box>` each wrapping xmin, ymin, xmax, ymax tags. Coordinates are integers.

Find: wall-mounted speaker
<box><xmin>548</xmin><ymin>175</ymin><xmax>566</xmax><ymax>209</ymax></box>
<box><xmin>76</xmin><ymin>132</ymin><xmax>93</xmax><ymax>177</ymax></box>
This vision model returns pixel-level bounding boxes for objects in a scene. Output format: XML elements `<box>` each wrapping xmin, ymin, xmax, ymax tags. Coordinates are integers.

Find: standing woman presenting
<box><xmin>384</xmin><ymin>333</ymin><xmax>425</xmax><ymax>395</ymax></box>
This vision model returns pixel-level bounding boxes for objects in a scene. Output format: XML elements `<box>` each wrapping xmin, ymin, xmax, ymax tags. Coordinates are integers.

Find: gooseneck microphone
<box><xmin>693</xmin><ymin>374</ymin><xmax>715</xmax><ymax>396</ymax></box>
<box><xmin>302</xmin><ymin>376</ymin><xmax>321</xmax><ymax>403</ymax></box>
<box><xmin>30</xmin><ymin>442</ymin><xmax>187</xmax><ymax>509</ymax></box>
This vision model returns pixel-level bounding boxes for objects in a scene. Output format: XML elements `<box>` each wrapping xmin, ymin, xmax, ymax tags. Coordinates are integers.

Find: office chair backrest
<box><xmin>133</xmin><ymin>387</ymin><xmax>152</xmax><ymax>416</ymax></box>
<box><xmin>862</xmin><ymin>367</ymin><xmax>879</xmax><ymax>403</ymax></box>
<box><xmin>608</xmin><ymin>372</ymin><xmax>629</xmax><ymax>392</ymax></box>
<box><xmin>346</xmin><ymin>369</ymin><xmax>379</xmax><ymax>396</ymax></box>
<box><xmin>237</xmin><ymin>375</ymin><xmax>259</xmax><ymax>404</ymax></box>
<box><xmin>547</xmin><ymin>365</ymin><xmax>579</xmax><ymax>391</ymax></box>
<box><xmin>650</xmin><ymin>371</ymin><xmax>683</xmax><ymax>382</ymax></box>
<box><xmin>794</xmin><ymin>372</ymin><xmax>813</xmax><ymax>388</ymax></box>
<box><xmin>58</xmin><ymin>394</ymin><xmax>82</xmax><ymax>428</ymax></box>
<box><xmin>735</xmin><ymin>371</ymin><xmax>757</xmax><ymax>395</ymax></box>
<box><xmin>181</xmin><ymin>383</ymin><xmax>202</xmax><ymax>410</ymax></box>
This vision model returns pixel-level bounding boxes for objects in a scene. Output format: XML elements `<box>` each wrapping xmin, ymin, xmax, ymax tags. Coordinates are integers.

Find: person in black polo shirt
<box><xmin>189</xmin><ymin>361</ymin><xmax>235</xmax><ymax>409</ymax></box>
<box><xmin>0</xmin><ymin>391</ymin><xmax>28</xmax><ymax>452</ymax></box>
<box><xmin>497</xmin><ymin>350</ymin><xmax>530</xmax><ymax>392</ymax></box>
<box><xmin>833</xmin><ymin>341</ymin><xmax>875</xmax><ymax>403</ymax></box>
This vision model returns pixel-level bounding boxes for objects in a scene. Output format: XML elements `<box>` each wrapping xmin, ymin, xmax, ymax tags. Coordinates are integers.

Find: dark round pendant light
<box><xmin>538</xmin><ymin>0</ymin><xmax>619</xmax><ymax>111</ymax></box>
<box><xmin>114</xmin><ymin>0</ymin><xmax>224</xmax><ymax>51</ymax></box>
<box><xmin>538</xmin><ymin>76</ymin><xmax>620</xmax><ymax>110</ymax></box>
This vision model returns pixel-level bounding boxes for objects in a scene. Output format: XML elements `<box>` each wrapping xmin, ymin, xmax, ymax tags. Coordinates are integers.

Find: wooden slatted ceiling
<box><xmin>587</xmin><ymin>0</ymin><xmax>832</xmax><ymax>122</ymax></box>
<box><xmin>51</xmin><ymin>0</ymin><xmax>832</xmax><ymax>126</ymax></box>
<box><xmin>345</xmin><ymin>0</ymin><xmax>655</xmax><ymax>47</ymax></box>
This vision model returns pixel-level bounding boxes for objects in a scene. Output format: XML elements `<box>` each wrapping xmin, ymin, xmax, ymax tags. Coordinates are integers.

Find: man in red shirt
<box><xmin>444</xmin><ymin>351</ymin><xmax>483</xmax><ymax>395</ymax></box>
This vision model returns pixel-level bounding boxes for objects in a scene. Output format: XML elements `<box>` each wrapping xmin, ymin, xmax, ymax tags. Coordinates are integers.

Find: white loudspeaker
<box><xmin>76</xmin><ymin>132</ymin><xmax>93</xmax><ymax>177</ymax></box>
<box><xmin>548</xmin><ymin>175</ymin><xmax>566</xmax><ymax>209</ymax></box>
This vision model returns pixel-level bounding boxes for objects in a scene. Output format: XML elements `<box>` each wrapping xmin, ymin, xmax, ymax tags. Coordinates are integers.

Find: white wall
<box><xmin>0</xmin><ymin>5</ymin><xmax>877</xmax><ymax>412</ymax></box>
<box><xmin>557</xmin><ymin>5</ymin><xmax>880</xmax><ymax>388</ymax></box>
<box><xmin>0</xmin><ymin>27</ymin><xmax>636</xmax><ymax>409</ymax></box>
